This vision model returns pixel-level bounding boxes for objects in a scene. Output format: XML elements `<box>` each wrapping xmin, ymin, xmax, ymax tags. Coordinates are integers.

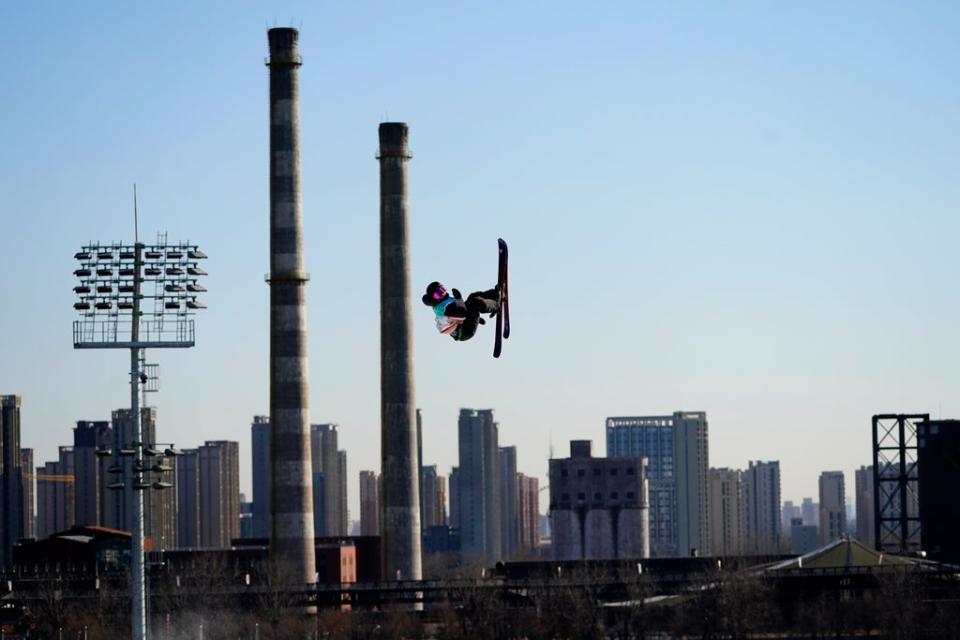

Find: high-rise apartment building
<box><xmin>420</xmin><ymin>465</ymin><xmax>446</xmax><ymax>528</ymax></box>
<box><xmin>606</xmin><ymin>411</ymin><xmax>710</xmax><ymax>557</ymax></box>
<box><xmin>176</xmin><ymin>448</ymin><xmax>200</xmax><ymax>548</ymax></box>
<box><xmin>199</xmin><ymin>440</ymin><xmax>239</xmax><ymax>548</ymax></box>
<box><xmin>517</xmin><ymin>473</ymin><xmax>540</xmax><ymax>555</ymax></box>
<box><xmin>801</xmin><ymin>497</ymin><xmax>818</xmax><ymax>527</ymax></box>
<box><xmin>743</xmin><ymin>460</ymin><xmax>781</xmax><ymax>554</ymax></box>
<box><xmin>1</xmin><ymin>395</ymin><xmax>23</xmax><ymax>567</ymax></box>
<box><xmin>359</xmin><ymin>470</ymin><xmax>380</xmax><ymax>535</ymax></box>
<box><xmin>854</xmin><ymin>465</ymin><xmax>875</xmax><ymax>548</ymax></box>
<box><xmin>789</xmin><ymin>517</ymin><xmax>819</xmax><ymax>555</ymax></box>
<box><xmin>457</xmin><ymin>409</ymin><xmax>501</xmax><ymax>563</ymax></box>
<box><xmin>338</xmin><ymin>449</ymin><xmax>349</xmax><ymax>534</ymax></box>
<box><xmin>73</xmin><ymin>420</ymin><xmax>113</xmax><ymax>527</ymax></box>
<box><xmin>819</xmin><ymin>471</ymin><xmax>846</xmax><ymax>544</ymax></box>
<box><xmin>781</xmin><ymin>500</ymin><xmax>800</xmax><ymax>532</ymax></box>
<box><xmin>251</xmin><ymin>416</ymin><xmax>270</xmax><ymax>539</ymax></box>
<box><xmin>19</xmin><ymin>448</ymin><xmax>34</xmax><ymax>540</ymax></box>
<box><xmin>708</xmin><ymin>468</ymin><xmax>744</xmax><ymax>556</ymax></box>
<box><xmin>498</xmin><ymin>446</ymin><xmax>519</xmax><ymax>559</ymax></box>
<box><xmin>549</xmin><ymin>440</ymin><xmax>649</xmax><ymax>560</ymax></box>
<box><xmin>36</xmin><ymin>447</ymin><xmax>75</xmax><ymax>539</ymax></box>
<box><xmin>310</xmin><ymin>424</ymin><xmax>346</xmax><ymax>536</ymax></box>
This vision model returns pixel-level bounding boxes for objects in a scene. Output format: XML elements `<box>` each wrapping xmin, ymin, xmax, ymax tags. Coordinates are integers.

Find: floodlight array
<box><xmin>72</xmin><ymin>240</ymin><xmax>208</xmax><ymax>347</ymax></box>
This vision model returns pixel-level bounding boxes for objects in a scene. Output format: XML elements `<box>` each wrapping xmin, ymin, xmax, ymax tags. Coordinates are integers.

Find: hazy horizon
<box><xmin>2</xmin><ymin>2</ymin><xmax>958</xmax><ymax>521</ymax></box>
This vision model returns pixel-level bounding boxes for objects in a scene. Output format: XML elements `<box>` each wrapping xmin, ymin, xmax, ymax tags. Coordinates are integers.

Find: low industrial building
<box><xmin>549</xmin><ymin>440</ymin><xmax>649</xmax><ymax>560</ymax></box>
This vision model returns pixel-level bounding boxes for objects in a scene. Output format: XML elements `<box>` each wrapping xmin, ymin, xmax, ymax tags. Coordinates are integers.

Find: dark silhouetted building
<box><xmin>176</xmin><ymin>448</ymin><xmax>200</xmax><ymax>548</ymax></box>
<box><xmin>917</xmin><ymin>419</ymin><xmax>960</xmax><ymax>562</ymax></box>
<box><xmin>1</xmin><ymin>395</ymin><xmax>24</xmax><ymax>568</ymax></box>
<box><xmin>250</xmin><ymin>415</ymin><xmax>270</xmax><ymax>539</ymax></box>
<box><xmin>73</xmin><ymin>420</ymin><xmax>113</xmax><ymax>527</ymax></box>
<box><xmin>19</xmin><ymin>448</ymin><xmax>34</xmax><ymax>540</ymax></box>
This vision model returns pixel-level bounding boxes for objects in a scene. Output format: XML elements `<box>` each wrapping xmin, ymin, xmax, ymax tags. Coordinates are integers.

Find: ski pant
<box><xmin>453</xmin><ymin>288</ymin><xmax>500</xmax><ymax>341</ymax></box>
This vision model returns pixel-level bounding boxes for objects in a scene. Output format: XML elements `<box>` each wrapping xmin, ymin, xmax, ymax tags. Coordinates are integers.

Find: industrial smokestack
<box><xmin>266</xmin><ymin>27</ymin><xmax>316</xmax><ymax>584</ymax></box>
<box><xmin>378</xmin><ymin>123</ymin><xmax>423</xmax><ymax>583</ymax></box>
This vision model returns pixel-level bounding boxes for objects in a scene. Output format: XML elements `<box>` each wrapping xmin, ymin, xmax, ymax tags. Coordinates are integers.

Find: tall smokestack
<box><xmin>378</xmin><ymin>123</ymin><xmax>423</xmax><ymax>582</ymax></box>
<box><xmin>266</xmin><ymin>27</ymin><xmax>316</xmax><ymax>584</ymax></box>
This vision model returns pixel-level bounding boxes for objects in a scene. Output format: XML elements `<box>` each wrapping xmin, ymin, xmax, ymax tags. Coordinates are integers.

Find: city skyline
<box><xmin>3</xmin><ymin>2</ymin><xmax>959</xmax><ymax>520</ymax></box>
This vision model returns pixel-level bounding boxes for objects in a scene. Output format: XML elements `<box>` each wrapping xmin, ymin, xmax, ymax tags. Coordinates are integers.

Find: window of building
<box><xmin>561</xmin><ymin>493</ymin><xmax>570</xmax><ymax>501</ymax></box>
<box><xmin>626</xmin><ymin>467</ymin><xmax>635</xmax><ymax>475</ymax></box>
<box><xmin>627</xmin><ymin>492</ymin><xmax>635</xmax><ymax>500</ymax></box>
<box><xmin>611</xmin><ymin>492</ymin><xmax>619</xmax><ymax>500</ymax></box>
<box><xmin>593</xmin><ymin>468</ymin><xmax>601</xmax><ymax>476</ymax></box>
<box><xmin>578</xmin><ymin>492</ymin><xmax>586</xmax><ymax>501</ymax></box>
<box><xmin>561</xmin><ymin>469</ymin><xmax>568</xmax><ymax>477</ymax></box>
<box><xmin>577</xmin><ymin>469</ymin><xmax>585</xmax><ymax>477</ymax></box>
<box><xmin>610</xmin><ymin>468</ymin><xmax>618</xmax><ymax>476</ymax></box>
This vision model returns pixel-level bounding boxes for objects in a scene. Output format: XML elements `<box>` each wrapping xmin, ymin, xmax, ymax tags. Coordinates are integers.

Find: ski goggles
<box><xmin>432</xmin><ymin>286</ymin><xmax>447</xmax><ymax>300</ymax></box>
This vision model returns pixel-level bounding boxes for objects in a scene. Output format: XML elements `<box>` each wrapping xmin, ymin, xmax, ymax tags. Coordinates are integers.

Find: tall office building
<box><xmin>801</xmin><ymin>497</ymin><xmax>818</xmax><ymax>527</ymax></box>
<box><xmin>19</xmin><ymin>448</ymin><xmax>34</xmax><ymax>540</ymax></box>
<box><xmin>251</xmin><ymin>416</ymin><xmax>270</xmax><ymax>539</ymax></box>
<box><xmin>606</xmin><ymin>411</ymin><xmax>710</xmax><ymax>557</ymax></box>
<box><xmin>457</xmin><ymin>409</ymin><xmax>501</xmax><ymax>563</ymax></box>
<box><xmin>310</xmin><ymin>424</ymin><xmax>345</xmax><ymax>536</ymax></box>
<box><xmin>819</xmin><ymin>471</ymin><xmax>846</xmax><ymax>544</ymax></box>
<box><xmin>743</xmin><ymin>460</ymin><xmax>781</xmax><ymax>554</ymax></box>
<box><xmin>73</xmin><ymin>420</ymin><xmax>113</xmax><ymax>527</ymax></box>
<box><xmin>109</xmin><ymin>408</ymin><xmax>174</xmax><ymax>548</ymax></box>
<box><xmin>549</xmin><ymin>440</ymin><xmax>649</xmax><ymax>560</ymax></box>
<box><xmin>36</xmin><ymin>447</ymin><xmax>75</xmax><ymax>539</ymax></box>
<box><xmin>449</xmin><ymin>467</ymin><xmax>460</xmax><ymax>530</ymax></box>
<box><xmin>708</xmin><ymin>468</ymin><xmax>744</xmax><ymax>556</ymax></box>
<box><xmin>1</xmin><ymin>395</ymin><xmax>23</xmax><ymax>567</ymax></box>
<box><xmin>199</xmin><ymin>441</ymin><xmax>240</xmax><ymax>548</ymax></box>
<box><xmin>517</xmin><ymin>473</ymin><xmax>540</xmax><ymax>555</ymax></box>
<box><xmin>176</xmin><ymin>448</ymin><xmax>200</xmax><ymax>548</ymax></box>
<box><xmin>359</xmin><ymin>470</ymin><xmax>380</xmax><ymax>535</ymax></box>
<box><xmin>854</xmin><ymin>465</ymin><xmax>875</xmax><ymax>548</ymax></box>
<box><xmin>498</xmin><ymin>446</ymin><xmax>519</xmax><ymax>559</ymax></box>
<box><xmin>420</xmin><ymin>465</ymin><xmax>446</xmax><ymax>528</ymax></box>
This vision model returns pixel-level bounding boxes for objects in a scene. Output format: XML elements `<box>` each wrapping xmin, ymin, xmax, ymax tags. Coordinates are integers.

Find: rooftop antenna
<box><xmin>133</xmin><ymin>183</ymin><xmax>139</xmax><ymax>245</ymax></box>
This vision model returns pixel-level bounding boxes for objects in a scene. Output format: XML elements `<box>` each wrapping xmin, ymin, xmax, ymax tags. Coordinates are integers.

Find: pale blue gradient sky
<box><xmin>2</xmin><ymin>2</ymin><xmax>958</xmax><ymax>519</ymax></box>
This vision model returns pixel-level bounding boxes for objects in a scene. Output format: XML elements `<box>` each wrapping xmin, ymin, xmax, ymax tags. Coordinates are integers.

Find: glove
<box><xmin>452</xmin><ymin>288</ymin><xmax>463</xmax><ymax>300</ymax></box>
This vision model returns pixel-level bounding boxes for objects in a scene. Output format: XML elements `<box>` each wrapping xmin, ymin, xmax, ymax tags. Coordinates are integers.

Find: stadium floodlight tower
<box><xmin>72</xmin><ymin>232</ymin><xmax>207</xmax><ymax>640</ymax></box>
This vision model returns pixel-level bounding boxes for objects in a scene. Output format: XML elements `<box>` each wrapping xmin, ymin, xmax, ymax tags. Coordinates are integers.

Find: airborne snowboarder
<box><xmin>421</xmin><ymin>282</ymin><xmax>500</xmax><ymax>342</ymax></box>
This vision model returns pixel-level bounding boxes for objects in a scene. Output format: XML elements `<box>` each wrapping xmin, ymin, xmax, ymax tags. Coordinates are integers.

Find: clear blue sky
<box><xmin>2</xmin><ymin>2</ymin><xmax>958</xmax><ymax>519</ymax></box>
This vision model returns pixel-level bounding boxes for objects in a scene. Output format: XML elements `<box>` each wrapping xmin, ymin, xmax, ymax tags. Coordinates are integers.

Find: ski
<box><xmin>494</xmin><ymin>238</ymin><xmax>509</xmax><ymax>358</ymax></box>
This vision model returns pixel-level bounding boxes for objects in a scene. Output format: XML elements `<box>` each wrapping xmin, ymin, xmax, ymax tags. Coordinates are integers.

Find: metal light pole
<box><xmin>73</xmin><ymin>233</ymin><xmax>207</xmax><ymax>640</ymax></box>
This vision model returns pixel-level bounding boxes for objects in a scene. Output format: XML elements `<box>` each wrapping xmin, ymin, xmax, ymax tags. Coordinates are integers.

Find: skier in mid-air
<box><xmin>422</xmin><ymin>282</ymin><xmax>500</xmax><ymax>342</ymax></box>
